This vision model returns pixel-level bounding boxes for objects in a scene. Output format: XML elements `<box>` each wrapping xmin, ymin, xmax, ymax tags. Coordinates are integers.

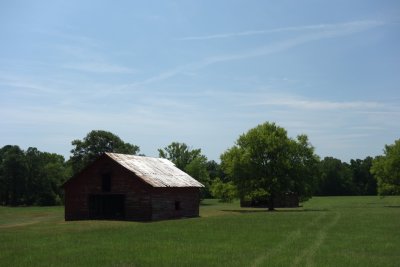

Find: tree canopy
<box><xmin>69</xmin><ymin>130</ymin><xmax>140</xmax><ymax>174</ymax></box>
<box><xmin>349</xmin><ymin>157</ymin><xmax>376</xmax><ymax>195</ymax></box>
<box><xmin>210</xmin><ymin>178</ymin><xmax>237</xmax><ymax>203</ymax></box>
<box><xmin>371</xmin><ymin>139</ymin><xmax>400</xmax><ymax>195</ymax></box>
<box><xmin>221</xmin><ymin>122</ymin><xmax>319</xmax><ymax>210</ymax></box>
<box><xmin>158</xmin><ymin>142</ymin><xmax>201</xmax><ymax>170</ymax></box>
<box><xmin>0</xmin><ymin>146</ymin><xmax>69</xmax><ymax>206</ymax></box>
<box><xmin>313</xmin><ymin>156</ymin><xmax>377</xmax><ymax>196</ymax></box>
<box><xmin>315</xmin><ymin>157</ymin><xmax>353</xmax><ymax>196</ymax></box>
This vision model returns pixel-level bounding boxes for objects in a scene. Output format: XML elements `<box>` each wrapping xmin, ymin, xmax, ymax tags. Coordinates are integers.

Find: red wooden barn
<box><xmin>63</xmin><ymin>153</ymin><xmax>204</xmax><ymax>221</ymax></box>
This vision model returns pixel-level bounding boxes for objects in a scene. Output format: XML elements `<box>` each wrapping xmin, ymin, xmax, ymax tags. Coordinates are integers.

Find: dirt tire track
<box><xmin>251</xmin><ymin>211</ymin><xmax>328</xmax><ymax>267</ymax></box>
<box><xmin>291</xmin><ymin>212</ymin><xmax>341</xmax><ymax>267</ymax></box>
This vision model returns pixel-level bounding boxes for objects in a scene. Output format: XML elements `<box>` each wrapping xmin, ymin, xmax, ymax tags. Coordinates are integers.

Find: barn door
<box><xmin>89</xmin><ymin>194</ymin><xmax>125</xmax><ymax>219</ymax></box>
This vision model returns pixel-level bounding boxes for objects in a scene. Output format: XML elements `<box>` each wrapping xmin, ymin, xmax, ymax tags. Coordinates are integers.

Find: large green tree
<box><xmin>221</xmin><ymin>122</ymin><xmax>319</xmax><ymax>210</ymax></box>
<box><xmin>69</xmin><ymin>130</ymin><xmax>140</xmax><ymax>174</ymax></box>
<box><xmin>371</xmin><ymin>139</ymin><xmax>400</xmax><ymax>195</ymax></box>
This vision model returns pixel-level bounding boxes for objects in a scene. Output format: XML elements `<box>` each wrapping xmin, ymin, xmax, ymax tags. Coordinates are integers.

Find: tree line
<box><xmin>0</xmin><ymin>124</ymin><xmax>399</xmax><ymax>206</ymax></box>
<box><xmin>0</xmin><ymin>146</ymin><xmax>70</xmax><ymax>206</ymax></box>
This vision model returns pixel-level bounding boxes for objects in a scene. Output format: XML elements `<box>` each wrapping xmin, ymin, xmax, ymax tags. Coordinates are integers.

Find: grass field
<box><xmin>1</xmin><ymin>196</ymin><xmax>399</xmax><ymax>267</ymax></box>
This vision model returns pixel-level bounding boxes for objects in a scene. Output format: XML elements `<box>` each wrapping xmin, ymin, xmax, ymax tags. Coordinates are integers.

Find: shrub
<box><xmin>210</xmin><ymin>178</ymin><xmax>237</xmax><ymax>202</ymax></box>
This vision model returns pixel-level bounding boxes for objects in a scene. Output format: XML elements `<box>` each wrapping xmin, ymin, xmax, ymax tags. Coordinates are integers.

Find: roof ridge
<box><xmin>105</xmin><ymin>152</ymin><xmax>170</xmax><ymax>161</ymax></box>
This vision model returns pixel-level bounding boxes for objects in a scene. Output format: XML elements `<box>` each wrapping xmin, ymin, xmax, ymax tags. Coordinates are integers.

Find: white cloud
<box><xmin>126</xmin><ymin>20</ymin><xmax>385</xmax><ymax>89</ymax></box>
<box><xmin>177</xmin><ymin>20</ymin><xmax>385</xmax><ymax>41</ymax></box>
<box><xmin>63</xmin><ymin>62</ymin><xmax>135</xmax><ymax>74</ymax></box>
<box><xmin>37</xmin><ymin>30</ymin><xmax>135</xmax><ymax>75</ymax></box>
<box><xmin>245</xmin><ymin>97</ymin><xmax>383</xmax><ymax>110</ymax></box>
<box><xmin>0</xmin><ymin>80</ymin><xmax>58</xmax><ymax>94</ymax></box>
<box><xmin>34</xmin><ymin>28</ymin><xmax>101</xmax><ymax>48</ymax></box>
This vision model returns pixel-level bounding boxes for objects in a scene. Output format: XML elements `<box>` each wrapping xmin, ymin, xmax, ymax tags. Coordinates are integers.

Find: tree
<box><xmin>206</xmin><ymin>160</ymin><xmax>226</xmax><ymax>182</ymax></box>
<box><xmin>288</xmin><ymin>134</ymin><xmax>320</xmax><ymax>201</ymax></box>
<box><xmin>158</xmin><ymin>142</ymin><xmax>201</xmax><ymax>170</ymax></box>
<box><xmin>371</xmin><ymin>139</ymin><xmax>400</xmax><ymax>195</ymax></box>
<box><xmin>35</xmin><ymin>151</ymin><xmax>70</xmax><ymax>205</ymax></box>
<box><xmin>69</xmin><ymin>130</ymin><xmax>140</xmax><ymax>174</ymax></box>
<box><xmin>0</xmin><ymin>145</ymin><xmax>70</xmax><ymax>206</ymax></box>
<box><xmin>185</xmin><ymin>157</ymin><xmax>209</xmax><ymax>185</ymax></box>
<box><xmin>221</xmin><ymin>122</ymin><xmax>319</xmax><ymax>210</ymax></box>
<box><xmin>158</xmin><ymin>142</ymin><xmax>210</xmax><ymax>196</ymax></box>
<box><xmin>24</xmin><ymin>147</ymin><xmax>43</xmax><ymax>205</ymax></box>
<box><xmin>210</xmin><ymin>178</ymin><xmax>237</xmax><ymax>202</ymax></box>
<box><xmin>349</xmin><ymin>157</ymin><xmax>376</xmax><ymax>195</ymax></box>
<box><xmin>0</xmin><ymin>145</ymin><xmax>27</xmax><ymax>205</ymax></box>
<box><xmin>315</xmin><ymin>157</ymin><xmax>353</xmax><ymax>196</ymax></box>
<box><xmin>314</xmin><ymin>156</ymin><xmax>377</xmax><ymax>196</ymax></box>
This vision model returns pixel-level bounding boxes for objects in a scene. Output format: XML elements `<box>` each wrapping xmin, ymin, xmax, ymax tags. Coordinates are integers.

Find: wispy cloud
<box><xmin>0</xmin><ymin>72</ymin><xmax>66</xmax><ymax>95</ymax></box>
<box><xmin>63</xmin><ymin>62</ymin><xmax>135</xmax><ymax>74</ymax></box>
<box><xmin>36</xmin><ymin>29</ymin><xmax>135</xmax><ymax>75</ymax></box>
<box><xmin>177</xmin><ymin>20</ymin><xmax>384</xmax><ymax>41</ymax></box>
<box><xmin>34</xmin><ymin>28</ymin><xmax>101</xmax><ymax>48</ymax></box>
<box><xmin>245</xmin><ymin>97</ymin><xmax>383</xmax><ymax>110</ymax></box>
<box><xmin>127</xmin><ymin>20</ymin><xmax>385</xmax><ymax>89</ymax></box>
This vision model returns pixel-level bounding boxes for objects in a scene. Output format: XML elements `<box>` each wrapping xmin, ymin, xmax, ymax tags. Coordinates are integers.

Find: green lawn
<box><xmin>1</xmin><ymin>196</ymin><xmax>399</xmax><ymax>267</ymax></box>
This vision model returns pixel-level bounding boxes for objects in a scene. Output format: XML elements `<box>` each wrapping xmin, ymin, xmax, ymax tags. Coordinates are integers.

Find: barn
<box><xmin>63</xmin><ymin>152</ymin><xmax>204</xmax><ymax>221</ymax></box>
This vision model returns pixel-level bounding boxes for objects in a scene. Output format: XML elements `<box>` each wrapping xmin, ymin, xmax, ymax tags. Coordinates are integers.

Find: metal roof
<box><xmin>106</xmin><ymin>153</ymin><xmax>204</xmax><ymax>188</ymax></box>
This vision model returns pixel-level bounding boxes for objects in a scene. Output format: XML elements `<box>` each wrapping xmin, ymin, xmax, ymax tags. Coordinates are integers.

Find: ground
<box><xmin>0</xmin><ymin>196</ymin><xmax>399</xmax><ymax>266</ymax></box>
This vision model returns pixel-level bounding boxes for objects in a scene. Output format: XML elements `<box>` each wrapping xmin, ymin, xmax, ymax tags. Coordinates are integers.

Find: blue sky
<box><xmin>1</xmin><ymin>0</ymin><xmax>399</xmax><ymax>162</ymax></box>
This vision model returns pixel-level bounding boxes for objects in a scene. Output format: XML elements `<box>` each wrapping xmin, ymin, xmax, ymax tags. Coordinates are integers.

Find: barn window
<box><xmin>175</xmin><ymin>201</ymin><xmax>181</xmax><ymax>210</ymax></box>
<box><xmin>102</xmin><ymin>173</ymin><xmax>111</xmax><ymax>192</ymax></box>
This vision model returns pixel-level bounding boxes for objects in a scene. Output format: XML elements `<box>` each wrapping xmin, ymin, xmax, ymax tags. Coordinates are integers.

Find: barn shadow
<box><xmin>199</xmin><ymin>202</ymin><xmax>213</xmax><ymax>206</ymax></box>
<box><xmin>220</xmin><ymin>208</ymin><xmax>328</xmax><ymax>214</ymax></box>
<box><xmin>221</xmin><ymin>209</ymin><xmax>267</xmax><ymax>213</ymax></box>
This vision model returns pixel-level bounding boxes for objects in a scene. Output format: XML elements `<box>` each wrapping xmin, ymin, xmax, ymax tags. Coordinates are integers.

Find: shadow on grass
<box><xmin>220</xmin><ymin>208</ymin><xmax>328</xmax><ymax>214</ymax></box>
<box><xmin>221</xmin><ymin>209</ymin><xmax>267</xmax><ymax>213</ymax></box>
<box><xmin>384</xmin><ymin>206</ymin><xmax>400</xmax><ymax>208</ymax></box>
<box><xmin>199</xmin><ymin>203</ymin><xmax>214</xmax><ymax>206</ymax></box>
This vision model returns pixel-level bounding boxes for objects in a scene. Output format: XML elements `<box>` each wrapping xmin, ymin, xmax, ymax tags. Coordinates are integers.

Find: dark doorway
<box><xmin>102</xmin><ymin>173</ymin><xmax>111</xmax><ymax>192</ymax></box>
<box><xmin>89</xmin><ymin>194</ymin><xmax>125</xmax><ymax>219</ymax></box>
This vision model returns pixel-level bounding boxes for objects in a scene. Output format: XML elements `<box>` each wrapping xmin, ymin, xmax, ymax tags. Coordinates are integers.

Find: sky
<box><xmin>0</xmin><ymin>0</ymin><xmax>399</xmax><ymax>162</ymax></box>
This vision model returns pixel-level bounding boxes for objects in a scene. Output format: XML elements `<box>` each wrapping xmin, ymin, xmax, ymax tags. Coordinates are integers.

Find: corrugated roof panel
<box><xmin>105</xmin><ymin>153</ymin><xmax>204</xmax><ymax>188</ymax></box>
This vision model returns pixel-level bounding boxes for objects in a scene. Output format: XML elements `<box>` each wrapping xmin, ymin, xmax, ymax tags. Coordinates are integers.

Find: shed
<box><xmin>240</xmin><ymin>192</ymin><xmax>299</xmax><ymax>208</ymax></box>
<box><xmin>63</xmin><ymin>153</ymin><xmax>204</xmax><ymax>221</ymax></box>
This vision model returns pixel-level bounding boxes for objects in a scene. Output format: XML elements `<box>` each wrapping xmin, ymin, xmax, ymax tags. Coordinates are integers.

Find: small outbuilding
<box><xmin>63</xmin><ymin>153</ymin><xmax>204</xmax><ymax>221</ymax></box>
<box><xmin>240</xmin><ymin>192</ymin><xmax>299</xmax><ymax>208</ymax></box>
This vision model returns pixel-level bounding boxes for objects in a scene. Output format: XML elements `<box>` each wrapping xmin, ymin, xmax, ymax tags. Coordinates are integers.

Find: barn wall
<box><xmin>151</xmin><ymin>187</ymin><xmax>200</xmax><ymax>220</ymax></box>
<box><xmin>64</xmin><ymin>155</ymin><xmax>152</xmax><ymax>221</ymax></box>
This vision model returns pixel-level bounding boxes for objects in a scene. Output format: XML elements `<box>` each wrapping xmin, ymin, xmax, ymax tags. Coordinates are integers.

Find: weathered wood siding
<box><xmin>151</xmin><ymin>187</ymin><xmax>200</xmax><ymax>220</ymax></box>
<box><xmin>64</xmin><ymin>155</ymin><xmax>152</xmax><ymax>221</ymax></box>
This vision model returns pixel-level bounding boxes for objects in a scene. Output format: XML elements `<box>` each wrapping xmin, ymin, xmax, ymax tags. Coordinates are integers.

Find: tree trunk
<box><xmin>268</xmin><ymin>194</ymin><xmax>275</xmax><ymax>211</ymax></box>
